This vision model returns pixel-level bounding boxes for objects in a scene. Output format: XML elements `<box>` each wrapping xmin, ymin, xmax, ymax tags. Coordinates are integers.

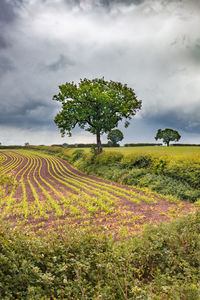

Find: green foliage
<box><xmin>0</xmin><ymin>173</ymin><xmax>17</xmax><ymax>197</ymax></box>
<box><xmin>0</xmin><ymin>211</ymin><xmax>200</xmax><ymax>299</ymax></box>
<box><xmin>93</xmin><ymin>151</ymin><xmax>123</xmax><ymax>166</ymax></box>
<box><xmin>155</xmin><ymin>128</ymin><xmax>181</xmax><ymax>146</ymax></box>
<box><xmin>67</xmin><ymin>149</ymin><xmax>200</xmax><ymax>203</ymax></box>
<box><xmin>70</xmin><ymin>149</ymin><xmax>85</xmax><ymax>162</ymax></box>
<box><xmin>53</xmin><ymin>78</ymin><xmax>141</xmax><ymax>153</ymax></box>
<box><xmin>107</xmin><ymin>129</ymin><xmax>124</xmax><ymax>146</ymax></box>
<box><xmin>121</xmin><ymin>153</ymin><xmax>152</xmax><ymax>169</ymax></box>
<box><xmin>151</xmin><ymin>156</ymin><xmax>169</xmax><ymax>174</ymax></box>
<box><xmin>165</xmin><ymin>160</ymin><xmax>200</xmax><ymax>189</ymax></box>
<box><xmin>90</xmin><ymin>144</ymin><xmax>99</xmax><ymax>156</ymax></box>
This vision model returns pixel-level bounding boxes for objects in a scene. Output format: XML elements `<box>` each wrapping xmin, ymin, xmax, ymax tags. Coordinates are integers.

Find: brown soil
<box><xmin>0</xmin><ymin>151</ymin><xmax>196</xmax><ymax>237</ymax></box>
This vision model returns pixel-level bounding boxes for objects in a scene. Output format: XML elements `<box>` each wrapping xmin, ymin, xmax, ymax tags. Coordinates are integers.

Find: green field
<box><xmin>58</xmin><ymin>146</ymin><xmax>200</xmax><ymax>160</ymax></box>
<box><xmin>0</xmin><ymin>146</ymin><xmax>200</xmax><ymax>299</ymax></box>
<box><xmin>105</xmin><ymin>146</ymin><xmax>200</xmax><ymax>156</ymax></box>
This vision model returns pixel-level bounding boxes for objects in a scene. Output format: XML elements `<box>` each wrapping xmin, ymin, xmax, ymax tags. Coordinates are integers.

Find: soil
<box><xmin>0</xmin><ymin>150</ymin><xmax>195</xmax><ymax>237</ymax></box>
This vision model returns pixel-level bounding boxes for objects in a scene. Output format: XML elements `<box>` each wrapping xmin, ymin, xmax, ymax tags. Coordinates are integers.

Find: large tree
<box><xmin>155</xmin><ymin>128</ymin><xmax>181</xmax><ymax>146</ymax></box>
<box><xmin>107</xmin><ymin>129</ymin><xmax>124</xmax><ymax>146</ymax></box>
<box><xmin>53</xmin><ymin>78</ymin><xmax>142</xmax><ymax>153</ymax></box>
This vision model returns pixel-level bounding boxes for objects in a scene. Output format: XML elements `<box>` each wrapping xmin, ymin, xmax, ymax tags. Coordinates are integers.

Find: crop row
<box><xmin>0</xmin><ymin>150</ymin><xmax>182</xmax><ymax>233</ymax></box>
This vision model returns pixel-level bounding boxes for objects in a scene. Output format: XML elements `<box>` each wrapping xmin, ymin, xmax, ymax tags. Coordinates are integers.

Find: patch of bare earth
<box><xmin>0</xmin><ymin>151</ymin><xmax>196</xmax><ymax>237</ymax></box>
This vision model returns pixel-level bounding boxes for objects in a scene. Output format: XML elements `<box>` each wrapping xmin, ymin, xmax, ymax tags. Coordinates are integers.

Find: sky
<box><xmin>0</xmin><ymin>0</ymin><xmax>200</xmax><ymax>145</ymax></box>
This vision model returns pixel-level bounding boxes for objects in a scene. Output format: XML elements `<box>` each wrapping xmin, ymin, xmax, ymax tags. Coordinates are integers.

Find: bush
<box><xmin>70</xmin><ymin>149</ymin><xmax>85</xmax><ymax>162</ymax></box>
<box><xmin>0</xmin><ymin>211</ymin><xmax>200</xmax><ymax>298</ymax></box>
<box><xmin>93</xmin><ymin>151</ymin><xmax>123</xmax><ymax>166</ymax></box>
<box><xmin>165</xmin><ymin>160</ymin><xmax>200</xmax><ymax>189</ymax></box>
<box><xmin>122</xmin><ymin>154</ymin><xmax>152</xmax><ymax>169</ymax></box>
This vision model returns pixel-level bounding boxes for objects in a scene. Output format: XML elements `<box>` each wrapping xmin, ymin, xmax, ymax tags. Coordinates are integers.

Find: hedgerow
<box><xmin>70</xmin><ymin>151</ymin><xmax>200</xmax><ymax>203</ymax></box>
<box><xmin>0</xmin><ymin>210</ymin><xmax>200</xmax><ymax>299</ymax></box>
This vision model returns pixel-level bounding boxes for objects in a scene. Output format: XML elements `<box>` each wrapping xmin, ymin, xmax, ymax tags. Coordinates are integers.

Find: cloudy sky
<box><xmin>0</xmin><ymin>0</ymin><xmax>200</xmax><ymax>145</ymax></box>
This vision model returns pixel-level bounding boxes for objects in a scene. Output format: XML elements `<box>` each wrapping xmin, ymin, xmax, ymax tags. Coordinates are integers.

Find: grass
<box><xmin>106</xmin><ymin>146</ymin><xmax>200</xmax><ymax>155</ymax></box>
<box><xmin>60</xmin><ymin>145</ymin><xmax>200</xmax><ymax>157</ymax></box>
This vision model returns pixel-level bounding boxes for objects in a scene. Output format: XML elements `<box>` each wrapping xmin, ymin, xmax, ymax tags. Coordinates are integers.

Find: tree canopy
<box><xmin>155</xmin><ymin>128</ymin><xmax>181</xmax><ymax>146</ymax></box>
<box><xmin>107</xmin><ymin>129</ymin><xmax>124</xmax><ymax>146</ymax></box>
<box><xmin>53</xmin><ymin>78</ymin><xmax>142</xmax><ymax>153</ymax></box>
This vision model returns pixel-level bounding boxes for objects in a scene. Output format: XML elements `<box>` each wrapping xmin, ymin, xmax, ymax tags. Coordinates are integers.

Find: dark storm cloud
<box><xmin>64</xmin><ymin>0</ymin><xmax>144</xmax><ymax>7</ymax></box>
<box><xmin>0</xmin><ymin>57</ymin><xmax>15</xmax><ymax>76</ymax></box>
<box><xmin>147</xmin><ymin>110</ymin><xmax>200</xmax><ymax>134</ymax></box>
<box><xmin>65</xmin><ymin>0</ymin><xmax>200</xmax><ymax>9</ymax></box>
<box><xmin>99</xmin><ymin>0</ymin><xmax>144</xmax><ymax>6</ymax></box>
<box><xmin>0</xmin><ymin>0</ymin><xmax>25</xmax><ymax>50</ymax></box>
<box><xmin>0</xmin><ymin>0</ymin><xmax>16</xmax><ymax>24</ymax></box>
<box><xmin>0</xmin><ymin>0</ymin><xmax>25</xmax><ymax>24</ymax></box>
<box><xmin>0</xmin><ymin>0</ymin><xmax>15</xmax><ymax>50</ymax></box>
<box><xmin>0</xmin><ymin>0</ymin><xmax>200</xmax><ymax>144</ymax></box>
<box><xmin>0</xmin><ymin>36</ymin><xmax>8</xmax><ymax>49</ymax></box>
<box><xmin>0</xmin><ymin>100</ymin><xmax>55</xmax><ymax>127</ymax></box>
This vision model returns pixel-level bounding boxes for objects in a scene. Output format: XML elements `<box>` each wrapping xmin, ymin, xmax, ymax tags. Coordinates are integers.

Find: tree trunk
<box><xmin>96</xmin><ymin>132</ymin><xmax>102</xmax><ymax>154</ymax></box>
<box><xmin>166</xmin><ymin>141</ymin><xmax>170</xmax><ymax>147</ymax></box>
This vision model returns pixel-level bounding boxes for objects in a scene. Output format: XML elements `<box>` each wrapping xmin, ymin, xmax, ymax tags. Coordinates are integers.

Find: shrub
<box><xmin>122</xmin><ymin>154</ymin><xmax>152</xmax><ymax>169</ymax></box>
<box><xmin>94</xmin><ymin>152</ymin><xmax>123</xmax><ymax>166</ymax></box>
<box><xmin>0</xmin><ymin>211</ymin><xmax>200</xmax><ymax>298</ymax></box>
<box><xmin>70</xmin><ymin>149</ymin><xmax>85</xmax><ymax>162</ymax></box>
<box><xmin>165</xmin><ymin>160</ymin><xmax>200</xmax><ymax>189</ymax></box>
<box><xmin>150</xmin><ymin>156</ymin><xmax>169</xmax><ymax>174</ymax></box>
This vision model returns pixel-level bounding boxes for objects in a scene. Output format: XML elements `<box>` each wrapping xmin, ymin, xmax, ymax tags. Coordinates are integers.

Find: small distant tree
<box><xmin>155</xmin><ymin>128</ymin><xmax>181</xmax><ymax>146</ymax></box>
<box><xmin>107</xmin><ymin>129</ymin><xmax>124</xmax><ymax>146</ymax></box>
<box><xmin>53</xmin><ymin>78</ymin><xmax>142</xmax><ymax>154</ymax></box>
<box><xmin>62</xmin><ymin>143</ymin><xmax>68</xmax><ymax>148</ymax></box>
<box><xmin>24</xmin><ymin>142</ymin><xmax>29</xmax><ymax>146</ymax></box>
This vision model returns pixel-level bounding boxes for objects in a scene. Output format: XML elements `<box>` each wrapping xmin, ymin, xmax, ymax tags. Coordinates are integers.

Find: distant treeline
<box><xmin>51</xmin><ymin>143</ymin><xmax>120</xmax><ymax>148</ymax></box>
<box><xmin>51</xmin><ymin>143</ymin><xmax>200</xmax><ymax>148</ymax></box>
<box><xmin>0</xmin><ymin>143</ymin><xmax>199</xmax><ymax>149</ymax></box>
<box><xmin>0</xmin><ymin>145</ymin><xmax>25</xmax><ymax>149</ymax></box>
<box><xmin>171</xmin><ymin>144</ymin><xmax>200</xmax><ymax>147</ymax></box>
<box><xmin>124</xmin><ymin>143</ymin><xmax>162</xmax><ymax>147</ymax></box>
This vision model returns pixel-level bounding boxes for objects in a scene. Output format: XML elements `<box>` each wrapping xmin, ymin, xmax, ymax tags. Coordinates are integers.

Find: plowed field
<box><xmin>0</xmin><ymin>150</ymin><xmax>194</xmax><ymax>236</ymax></box>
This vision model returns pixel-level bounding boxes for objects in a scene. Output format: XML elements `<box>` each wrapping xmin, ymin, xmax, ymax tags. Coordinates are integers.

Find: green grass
<box><xmin>66</xmin><ymin>146</ymin><xmax>200</xmax><ymax>155</ymax></box>
<box><xmin>105</xmin><ymin>146</ymin><xmax>200</xmax><ymax>157</ymax></box>
<box><xmin>27</xmin><ymin>145</ymin><xmax>200</xmax><ymax>155</ymax></box>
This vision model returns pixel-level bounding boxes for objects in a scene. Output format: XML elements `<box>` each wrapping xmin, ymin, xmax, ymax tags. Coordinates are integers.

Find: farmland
<box><xmin>0</xmin><ymin>148</ymin><xmax>200</xmax><ymax>299</ymax></box>
<box><xmin>1</xmin><ymin>147</ymin><xmax>199</xmax><ymax>299</ymax></box>
<box><xmin>0</xmin><ymin>149</ymin><xmax>194</xmax><ymax>236</ymax></box>
<box><xmin>58</xmin><ymin>146</ymin><xmax>200</xmax><ymax>203</ymax></box>
<box><xmin>47</xmin><ymin>145</ymin><xmax>200</xmax><ymax>157</ymax></box>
